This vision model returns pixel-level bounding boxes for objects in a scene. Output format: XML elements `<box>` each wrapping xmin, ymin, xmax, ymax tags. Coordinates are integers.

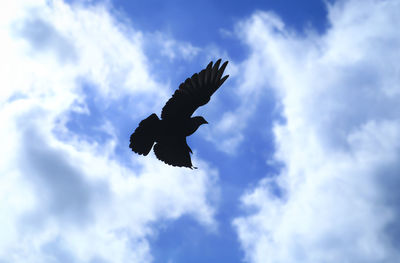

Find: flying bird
<box><xmin>129</xmin><ymin>59</ymin><xmax>229</xmax><ymax>169</ymax></box>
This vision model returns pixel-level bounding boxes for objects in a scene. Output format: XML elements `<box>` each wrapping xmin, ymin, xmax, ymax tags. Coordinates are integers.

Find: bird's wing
<box><xmin>161</xmin><ymin>59</ymin><xmax>229</xmax><ymax>120</ymax></box>
<box><xmin>153</xmin><ymin>137</ymin><xmax>195</xmax><ymax>168</ymax></box>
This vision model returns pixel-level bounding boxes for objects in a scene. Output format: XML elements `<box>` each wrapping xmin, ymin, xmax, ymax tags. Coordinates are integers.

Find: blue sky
<box><xmin>1</xmin><ymin>0</ymin><xmax>400</xmax><ymax>262</ymax></box>
<box><xmin>86</xmin><ymin>1</ymin><xmax>327</xmax><ymax>262</ymax></box>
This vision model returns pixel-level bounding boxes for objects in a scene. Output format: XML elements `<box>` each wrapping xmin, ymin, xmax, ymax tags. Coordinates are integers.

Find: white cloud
<box><xmin>0</xmin><ymin>0</ymin><xmax>218</xmax><ymax>262</ymax></box>
<box><xmin>200</xmin><ymin>14</ymin><xmax>282</xmax><ymax>155</ymax></box>
<box><xmin>233</xmin><ymin>0</ymin><xmax>400</xmax><ymax>262</ymax></box>
<box><xmin>146</xmin><ymin>32</ymin><xmax>200</xmax><ymax>61</ymax></box>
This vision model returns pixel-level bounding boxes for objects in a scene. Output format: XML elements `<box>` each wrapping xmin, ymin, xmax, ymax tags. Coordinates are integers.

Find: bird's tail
<box><xmin>129</xmin><ymin>113</ymin><xmax>159</xmax><ymax>156</ymax></box>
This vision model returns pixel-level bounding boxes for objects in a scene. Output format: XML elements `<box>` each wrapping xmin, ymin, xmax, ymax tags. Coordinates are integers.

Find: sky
<box><xmin>1</xmin><ymin>0</ymin><xmax>400</xmax><ymax>262</ymax></box>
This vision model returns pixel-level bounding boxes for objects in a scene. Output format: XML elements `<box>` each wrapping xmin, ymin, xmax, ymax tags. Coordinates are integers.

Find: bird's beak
<box><xmin>204</xmin><ymin>120</ymin><xmax>209</xmax><ymax>124</ymax></box>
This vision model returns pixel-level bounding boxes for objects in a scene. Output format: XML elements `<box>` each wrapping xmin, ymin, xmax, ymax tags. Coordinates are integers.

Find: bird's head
<box><xmin>193</xmin><ymin>116</ymin><xmax>208</xmax><ymax>126</ymax></box>
<box><xmin>186</xmin><ymin>116</ymin><xmax>208</xmax><ymax>136</ymax></box>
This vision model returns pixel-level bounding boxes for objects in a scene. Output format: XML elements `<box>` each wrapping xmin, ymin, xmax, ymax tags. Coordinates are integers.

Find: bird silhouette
<box><xmin>129</xmin><ymin>59</ymin><xmax>229</xmax><ymax>169</ymax></box>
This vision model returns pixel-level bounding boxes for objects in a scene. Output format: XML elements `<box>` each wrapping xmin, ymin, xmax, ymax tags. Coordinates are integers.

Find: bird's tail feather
<box><xmin>129</xmin><ymin>113</ymin><xmax>159</xmax><ymax>156</ymax></box>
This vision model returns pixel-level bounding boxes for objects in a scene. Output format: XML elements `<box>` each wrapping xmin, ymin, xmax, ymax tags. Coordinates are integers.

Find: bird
<box><xmin>129</xmin><ymin>59</ymin><xmax>229</xmax><ymax>169</ymax></box>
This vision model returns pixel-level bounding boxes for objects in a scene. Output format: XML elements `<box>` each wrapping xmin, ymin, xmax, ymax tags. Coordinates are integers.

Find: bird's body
<box><xmin>157</xmin><ymin>117</ymin><xmax>206</xmax><ymax>138</ymax></box>
<box><xmin>129</xmin><ymin>59</ymin><xmax>229</xmax><ymax>168</ymax></box>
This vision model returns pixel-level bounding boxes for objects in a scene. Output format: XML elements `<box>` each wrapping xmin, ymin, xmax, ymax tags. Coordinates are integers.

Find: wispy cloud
<box><xmin>0</xmin><ymin>0</ymin><xmax>218</xmax><ymax>262</ymax></box>
<box><xmin>233</xmin><ymin>0</ymin><xmax>400</xmax><ymax>262</ymax></box>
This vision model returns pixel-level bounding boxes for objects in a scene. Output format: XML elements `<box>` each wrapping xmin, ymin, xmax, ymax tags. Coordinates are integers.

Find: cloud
<box><xmin>200</xmin><ymin>14</ymin><xmax>283</xmax><ymax>155</ymax></box>
<box><xmin>146</xmin><ymin>31</ymin><xmax>201</xmax><ymax>61</ymax></box>
<box><xmin>0</xmin><ymin>0</ymin><xmax>218</xmax><ymax>262</ymax></box>
<box><xmin>233</xmin><ymin>0</ymin><xmax>400</xmax><ymax>262</ymax></box>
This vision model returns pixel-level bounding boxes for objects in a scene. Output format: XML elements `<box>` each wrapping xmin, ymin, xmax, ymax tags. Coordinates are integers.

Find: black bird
<box><xmin>129</xmin><ymin>59</ymin><xmax>229</xmax><ymax>169</ymax></box>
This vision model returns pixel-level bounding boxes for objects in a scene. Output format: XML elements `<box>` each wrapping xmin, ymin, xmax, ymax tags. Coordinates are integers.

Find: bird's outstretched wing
<box><xmin>153</xmin><ymin>137</ymin><xmax>195</xmax><ymax>168</ymax></box>
<box><xmin>161</xmin><ymin>59</ymin><xmax>229</xmax><ymax>121</ymax></box>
